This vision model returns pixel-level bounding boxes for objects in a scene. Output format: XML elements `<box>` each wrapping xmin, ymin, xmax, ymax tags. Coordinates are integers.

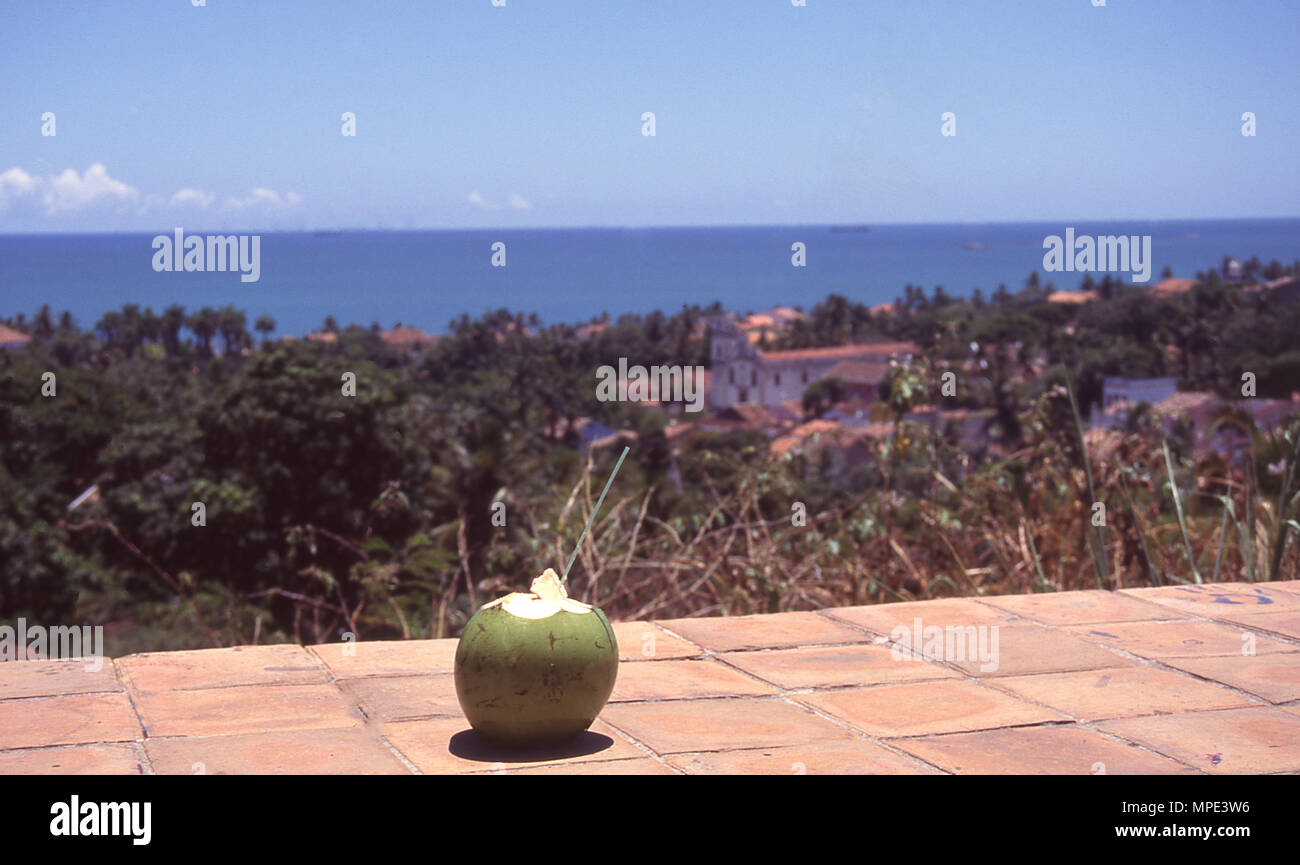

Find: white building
<box><xmin>1094</xmin><ymin>376</ymin><xmax>1179</xmax><ymax>429</ymax></box>
<box><xmin>1102</xmin><ymin>377</ymin><xmax>1177</xmax><ymax>409</ymax></box>
<box><xmin>709</xmin><ymin>319</ymin><xmax>918</xmax><ymax>409</ymax></box>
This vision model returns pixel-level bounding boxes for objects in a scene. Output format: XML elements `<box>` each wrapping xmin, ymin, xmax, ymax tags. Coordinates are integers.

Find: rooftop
<box><xmin>380</xmin><ymin>324</ymin><xmax>435</xmax><ymax>348</ymax></box>
<box><xmin>3</xmin><ymin>581</ymin><xmax>1297</xmax><ymax>774</ymax></box>
<box><xmin>1152</xmin><ymin>277</ymin><xmax>1198</xmax><ymax>297</ymax></box>
<box><xmin>717</xmin><ymin>403</ymin><xmax>785</xmax><ymax>428</ymax></box>
<box><xmin>1155</xmin><ymin>390</ymin><xmax>1219</xmax><ymax>414</ymax></box>
<box><xmin>1047</xmin><ymin>290</ymin><xmax>1099</xmax><ymax>304</ymax></box>
<box><xmin>759</xmin><ymin>341</ymin><xmax>919</xmax><ymax>365</ymax></box>
<box><xmin>0</xmin><ymin>324</ymin><xmax>32</xmax><ymax>346</ymax></box>
<box><xmin>826</xmin><ymin>359</ymin><xmax>892</xmax><ymax>384</ymax></box>
<box><xmin>739</xmin><ymin>307</ymin><xmax>806</xmax><ymax>331</ymax></box>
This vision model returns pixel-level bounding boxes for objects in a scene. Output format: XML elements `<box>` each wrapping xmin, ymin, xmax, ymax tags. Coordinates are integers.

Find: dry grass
<box><xmin>548</xmin><ymin>414</ymin><xmax>1300</xmax><ymax>623</ymax></box>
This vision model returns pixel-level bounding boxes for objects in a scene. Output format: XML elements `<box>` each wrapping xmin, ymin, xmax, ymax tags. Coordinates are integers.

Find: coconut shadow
<box><xmin>448</xmin><ymin>729</ymin><xmax>616</xmax><ymax>764</ymax></box>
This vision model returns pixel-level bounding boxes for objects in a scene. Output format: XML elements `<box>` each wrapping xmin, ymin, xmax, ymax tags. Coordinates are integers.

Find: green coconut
<box><xmin>454</xmin><ymin>569</ymin><xmax>619</xmax><ymax>748</ymax></box>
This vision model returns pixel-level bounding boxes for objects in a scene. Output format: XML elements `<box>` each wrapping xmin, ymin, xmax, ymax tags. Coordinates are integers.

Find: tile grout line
<box><xmin>111</xmin><ymin>656</ymin><xmax>157</xmax><ymax>775</ymax></box>
<box><xmin>303</xmin><ymin>644</ymin><xmax>423</xmax><ymax>775</ymax></box>
<box><xmin>808</xmin><ymin>606</ymin><xmax>1225</xmax><ymax>771</ymax></box>
<box><xmin>4</xmin><ymin>590</ymin><xmax>1294</xmax><ymax>773</ymax></box>
<box><xmin>602</xmin><ymin>622</ymin><xmax>723</xmax><ymax>774</ymax></box>
<box><xmin>307</xmin><ymin>638</ymin><xmax>681</xmax><ymax>774</ymax></box>
<box><xmin>1110</xmin><ymin>586</ymin><xmax>1300</xmax><ymax>646</ymax></box>
<box><xmin>662</xmin><ymin>608</ymin><xmax>1206</xmax><ymax>772</ymax></box>
<box><xmin>619</xmin><ymin>622</ymin><xmax>898</xmax><ymax>774</ymax></box>
<box><xmin>962</xmin><ymin>598</ymin><xmax>1300</xmax><ymax>770</ymax></box>
<box><xmin>652</xmin><ymin>621</ymin><xmax>952</xmax><ymax>773</ymax></box>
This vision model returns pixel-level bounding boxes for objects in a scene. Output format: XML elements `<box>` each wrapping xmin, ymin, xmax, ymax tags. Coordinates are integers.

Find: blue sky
<box><xmin>1</xmin><ymin>0</ymin><xmax>1297</xmax><ymax>231</ymax></box>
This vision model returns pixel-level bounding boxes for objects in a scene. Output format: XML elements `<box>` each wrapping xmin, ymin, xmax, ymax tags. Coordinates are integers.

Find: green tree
<box><xmin>802</xmin><ymin>376</ymin><xmax>846</xmax><ymax>419</ymax></box>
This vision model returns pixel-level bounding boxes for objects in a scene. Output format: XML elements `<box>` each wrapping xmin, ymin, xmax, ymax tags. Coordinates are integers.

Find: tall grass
<box><xmin>1162</xmin><ymin>439</ymin><xmax>1202</xmax><ymax>584</ymax></box>
<box><xmin>1063</xmin><ymin>365</ymin><xmax>1108</xmax><ymax>587</ymax></box>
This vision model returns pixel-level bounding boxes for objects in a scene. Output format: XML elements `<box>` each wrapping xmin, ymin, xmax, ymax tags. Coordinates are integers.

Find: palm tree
<box><xmin>187</xmin><ymin>307</ymin><xmax>219</xmax><ymax>358</ymax></box>
<box><xmin>161</xmin><ymin>305</ymin><xmax>186</xmax><ymax>356</ymax></box>
<box><xmin>95</xmin><ymin>311</ymin><xmax>122</xmax><ymax>352</ymax></box>
<box><xmin>217</xmin><ymin>306</ymin><xmax>247</xmax><ymax>356</ymax></box>
<box><xmin>141</xmin><ymin>308</ymin><xmax>161</xmax><ymax>347</ymax></box>
<box><xmin>33</xmin><ymin>305</ymin><xmax>54</xmax><ymax>340</ymax></box>
<box><xmin>119</xmin><ymin>304</ymin><xmax>144</xmax><ymax>354</ymax></box>
<box><xmin>254</xmin><ymin>315</ymin><xmax>276</xmax><ymax>344</ymax></box>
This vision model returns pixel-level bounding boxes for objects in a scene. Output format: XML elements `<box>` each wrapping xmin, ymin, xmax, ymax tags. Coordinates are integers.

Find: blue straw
<box><xmin>563</xmin><ymin>446</ymin><xmax>630</xmax><ymax>583</ymax></box>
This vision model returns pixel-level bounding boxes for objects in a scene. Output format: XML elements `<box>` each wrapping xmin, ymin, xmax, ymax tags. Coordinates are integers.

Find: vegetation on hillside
<box><xmin>2</xmin><ymin>263</ymin><xmax>1298</xmax><ymax>654</ymax></box>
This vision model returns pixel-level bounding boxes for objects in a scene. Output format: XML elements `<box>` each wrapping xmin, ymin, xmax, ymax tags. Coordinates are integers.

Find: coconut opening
<box><xmin>479</xmin><ymin>568</ymin><xmax>594</xmax><ymax>619</ymax></box>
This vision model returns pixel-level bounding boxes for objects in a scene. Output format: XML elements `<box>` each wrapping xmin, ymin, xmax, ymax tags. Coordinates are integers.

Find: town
<box><xmin>549</xmin><ymin>265</ymin><xmax>1300</xmax><ymax>477</ymax></box>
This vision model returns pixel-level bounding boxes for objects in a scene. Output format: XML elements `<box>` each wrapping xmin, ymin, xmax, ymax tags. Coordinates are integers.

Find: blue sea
<box><xmin>2</xmin><ymin>220</ymin><xmax>1299</xmax><ymax>337</ymax></box>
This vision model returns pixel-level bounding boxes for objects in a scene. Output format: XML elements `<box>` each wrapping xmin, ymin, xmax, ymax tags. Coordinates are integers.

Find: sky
<box><xmin>0</xmin><ymin>0</ymin><xmax>1297</xmax><ymax>232</ymax></box>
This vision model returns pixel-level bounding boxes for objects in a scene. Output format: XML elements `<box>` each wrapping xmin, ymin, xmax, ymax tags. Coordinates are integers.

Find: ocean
<box><xmin>2</xmin><ymin>219</ymin><xmax>1298</xmax><ymax>337</ymax></box>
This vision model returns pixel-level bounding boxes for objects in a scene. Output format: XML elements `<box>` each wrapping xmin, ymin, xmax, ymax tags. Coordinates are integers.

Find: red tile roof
<box><xmin>1047</xmin><ymin>290</ymin><xmax>1099</xmax><ymax>304</ymax></box>
<box><xmin>721</xmin><ymin>404</ymin><xmax>780</xmax><ymax>427</ymax></box>
<box><xmin>1248</xmin><ymin>275</ymin><xmax>1299</xmax><ymax>296</ymax></box>
<box><xmin>1155</xmin><ymin>391</ymin><xmax>1218</xmax><ymax>414</ymax></box>
<box><xmin>826</xmin><ymin>359</ymin><xmax>891</xmax><ymax>384</ymax></box>
<box><xmin>0</xmin><ymin>324</ymin><xmax>31</xmax><ymax>346</ymax></box>
<box><xmin>789</xmin><ymin>419</ymin><xmax>844</xmax><ymax>438</ymax></box>
<box><xmin>770</xmin><ymin>418</ymin><xmax>890</xmax><ymax>457</ymax></box>
<box><xmin>1152</xmin><ymin>278</ymin><xmax>1197</xmax><ymax>297</ymax></box>
<box><xmin>760</xmin><ymin>342</ymin><xmax>919</xmax><ymax>364</ymax></box>
<box><xmin>380</xmin><ymin>325</ymin><xmax>434</xmax><ymax>348</ymax></box>
<box><xmin>663</xmin><ymin>422</ymin><xmax>696</xmax><ymax>440</ymax></box>
<box><xmin>1084</xmin><ymin>427</ymin><xmax>1123</xmax><ymax>463</ymax></box>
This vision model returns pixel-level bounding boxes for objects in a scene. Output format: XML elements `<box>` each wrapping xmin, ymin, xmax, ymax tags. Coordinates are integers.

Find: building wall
<box><xmin>709</xmin><ymin>325</ymin><xmax>906</xmax><ymax>409</ymax></box>
<box><xmin>1102</xmin><ymin>377</ymin><xmax>1177</xmax><ymax>408</ymax></box>
<box><xmin>712</xmin><ymin>357</ymin><xmax>843</xmax><ymax>407</ymax></box>
<box><xmin>759</xmin><ymin>363</ymin><xmax>830</xmax><ymax>405</ymax></box>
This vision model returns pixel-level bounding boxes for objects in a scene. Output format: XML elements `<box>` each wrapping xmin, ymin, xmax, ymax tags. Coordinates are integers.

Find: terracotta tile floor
<box><xmin>2</xmin><ymin>580</ymin><xmax>1298</xmax><ymax>774</ymax></box>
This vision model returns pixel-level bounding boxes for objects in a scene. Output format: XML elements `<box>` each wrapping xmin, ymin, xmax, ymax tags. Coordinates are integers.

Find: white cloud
<box><xmin>0</xmin><ymin>164</ymin><xmax>302</xmax><ymax>228</ymax></box>
<box><xmin>0</xmin><ymin>167</ymin><xmax>40</xmax><ymax>204</ymax></box>
<box><xmin>468</xmin><ymin>190</ymin><xmax>532</xmax><ymax>212</ymax></box>
<box><xmin>170</xmin><ymin>187</ymin><xmax>216</xmax><ymax>209</ymax></box>
<box><xmin>45</xmin><ymin>163</ymin><xmax>140</xmax><ymax>213</ymax></box>
<box><xmin>223</xmin><ymin>187</ymin><xmax>303</xmax><ymax>212</ymax></box>
<box><xmin>0</xmin><ymin>163</ymin><xmax>140</xmax><ymax>214</ymax></box>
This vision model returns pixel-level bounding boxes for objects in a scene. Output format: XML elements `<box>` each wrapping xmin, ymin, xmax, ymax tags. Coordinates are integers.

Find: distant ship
<box><xmin>313</xmin><ymin>229</ymin><xmax>343</xmax><ymax>237</ymax></box>
<box><xmin>963</xmin><ymin>241</ymin><xmax>985</xmax><ymax>250</ymax></box>
<box><xmin>830</xmin><ymin>225</ymin><xmax>871</xmax><ymax>233</ymax></box>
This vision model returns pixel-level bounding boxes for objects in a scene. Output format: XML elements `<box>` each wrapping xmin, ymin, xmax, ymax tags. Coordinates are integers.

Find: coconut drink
<box><xmin>454</xmin><ymin>568</ymin><xmax>619</xmax><ymax>747</ymax></box>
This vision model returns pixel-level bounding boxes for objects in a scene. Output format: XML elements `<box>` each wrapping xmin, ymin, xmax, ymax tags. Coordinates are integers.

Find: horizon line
<box><xmin>2</xmin><ymin>214</ymin><xmax>1300</xmax><ymax>237</ymax></box>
